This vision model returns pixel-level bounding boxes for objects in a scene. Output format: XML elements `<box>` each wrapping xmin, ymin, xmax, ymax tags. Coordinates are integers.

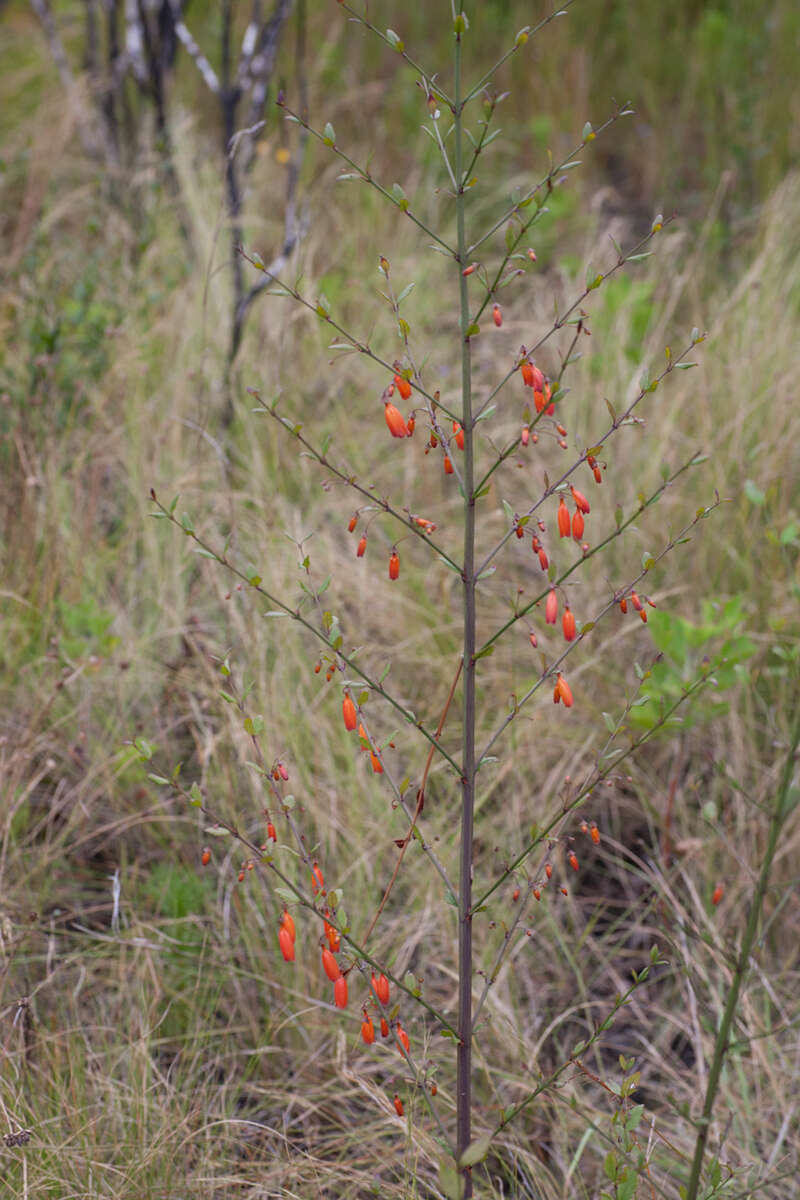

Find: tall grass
<box><xmin>1</xmin><ymin>2</ymin><xmax>799</xmax><ymax>1195</ymax></box>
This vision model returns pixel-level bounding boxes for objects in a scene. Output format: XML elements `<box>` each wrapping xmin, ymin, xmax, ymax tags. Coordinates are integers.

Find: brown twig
<box><xmin>361</xmin><ymin>657</ymin><xmax>463</xmax><ymax>948</ymax></box>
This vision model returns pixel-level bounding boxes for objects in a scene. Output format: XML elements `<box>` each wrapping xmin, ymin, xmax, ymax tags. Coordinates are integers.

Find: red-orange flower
<box><xmin>572</xmin><ymin>509</ymin><xmax>584</xmax><ymax>540</ymax></box>
<box><xmin>311</xmin><ymin>860</ymin><xmax>324</xmax><ymax>894</ymax></box>
<box><xmin>443</xmin><ymin>455</ymin><xmax>454</xmax><ymax>475</ymax></box>
<box><xmin>322</xmin><ymin>946</ymin><xmax>341</xmax><ymax>981</ymax></box>
<box><xmin>712</xmin><ymin>884</ymin><xmax>723</xmax><ymax>906</ymax></box>
<box><xmin>452</xmin><ymin>421</ymin><xmax>465</xmax><ymax>450</ymax></box>
<box><xmin>557</xmin><ymin>498</ymin><xmax>570</xmax><ymax>538</ymax></box>
<box><xmin>281</xmin><ymin>910</ymin><xmax>296</xmax><ymax>942</ymax></box>
<box><xmin>324</xmin><ymin>919</ymin><xmax>340</xmax><ymax>952</ymax></box>
<box><xmin>201</xmin><ymin>847</ymin><xmax>211</xmax><ymax>866</ymax></box>
<box><xmin>538</xmin><ymin>547</ymin><xmax>548</xmax><ymax>571</ymax></box>
<box><xmin>372</xmin><ymin>972</ymin><xmax>390</xmax><ymax>1006</ymax></box>
<box><xmin>384</xmin><ymin>401</ymin><xmax>408</xmax><ymax>438</ymax></box>
<box><xmin>389</xmin><ymin>551</ymin><xmax>399</xmax><ymax>580</ymax></box>
<box><xmin>393</xmin><ymin>1093</ymin><xmax>404</xmax><ymax>1117</ymax></box>
<box><xmin>590</xmin><ymin>823</ymin><xmax>600</xmax><ymax>845</ymax></box>
<box><xmin>546</xmin><ymin>588</ymin><xmax>558</xmax><ymax>625</ymax></box>
<box><xmin>370</xmin><ymin>752</ymin><xmax>383</xmax><ymax>774</ymax></box>
<box><xmin>556</xmin><ymin>673</ymin><xmax>574</xmax><ymax>707</ymax></box>
<box><xmin>278</xmin><ymin>926</ymin><xmax>295</xmax><ymax>962</ymax></box>
<box><xmin>343</xmin><ymin>692</ymin><xmax>357</xmax><ymax>731</ymax></box>
<box><xmin>521</xmin><ymin>360</ymin><xmax>535</xmax><ymax>388</ymax></box>
<box><xmin>562</xmin><ymin>605</ymin><xmax>576</xmax><ymax>642</ymax></box>
<box><xmin>356</xmin><ymin>535</ymin><xmax>367</xmax><ymax>558</ymax></box>
<box><xmin>267</xmin><ymin>821</ymin><xmax>277</xmax><ymax>842</ymax></box>
<box><xmin>393</xmin><ymin>373</ymin><xmax>412</xmax><ymax>400</ymax></box>
<box><xmin>396</xmin><ymin>1022</ymin><xmax>410</xmax><ymax>1053</ymax></box>
<box><xmin>571</xmin><ymin>486</ymin><xmax>590</xmax><ymax>514</ymax></box>
<box><xmin>521</xmin><ymin>425</ymin><xmax>530</xmax><ymax>446</ymax></box>
<box><xmin>334</xmin><ymin>975</ymin><xmax>348</xmax><ymax>1008</ymax></box>
<box><xmin>361</xmin><ymin>1014</ymin><xmax>375</xmax><ymax>1044</ymax></box>
<box><xmin>492</xmin><ymin>304</ymin><xmax>502</xmax><ymax>327</ymax></box>
<box><xmin>568</xmin><ymin>852</ymin><xmax>579</xmax><ymax>872</ymax></box>
<box><xmin>348</xmin><ymin>514</ymin><xmax>358</xmax><ymax>533</ymax></box>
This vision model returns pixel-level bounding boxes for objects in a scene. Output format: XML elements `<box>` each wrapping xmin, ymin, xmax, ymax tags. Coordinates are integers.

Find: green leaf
<box><xmin>460</xmin><ymin>1133</ymin><xmax>492</xmax><ymax>1167</ymax></box>
<box><xmin>502</xmin><ymin>499</ymin><xmax>514</xmax><ymax>524</ymax></box>
<box><xmin>385</xmin><ymin>28</ymin><xmax>405</xmax><ymax>52</ymax></box>
<box><xmin>180</xmin><ymin>513</ymin><xmax>194</xmax><ymax>534</ymax></box>
<box><xmin>204</xmin><ymin>825</ymin><xmax>230</xmax><ymax>837</ymax></box>
<box><xmin>316</xmin><ymin>292</ymin><xmax>331</xmax><ymax>318</ymax></box>
<box><xmin>392</xmin><ymin>183</ymin><xmax>409</xmax><ymax>211</ymax></box>
<box><xmin>396</xmin><ymin>282</ymin><xmax>415</xmax><ymax>305</ymax></box>
<box><xmin>582</xmin><ymin>120</ymin><xmax>595</xmax><ymax>141</ymax></box>
<box><xmin>743</xmin><ymin>479</ymin><xmax>765</xmax><ymax>506</ymax></box>
<box><xmin>322</xmin><ymin>121</ymin><xmax>336</xmax><ymax>146</ymax></box>
<box><xmin>438</xmin><ymin>1160</ymin><xmax>464</xmax><ymax>1200</ymax></box>
<box><xmin>453</xmin><ymin>11</ymin><xmax>469</xmax><ymax>34</ymax></box>
<box><xmin>603</xmin><ymin>712</ymin><xmax>616</xmax><ymax>733</ymax></box>
<box><xmin>244</xmin><ymin>715</ymin><xmax>264</xmax><ymax>736</ymax></box>
<box><xmin>626</xmin><ymin>252</ymin><xmax>652</xmax><ymax>263</ymax></box>
<box><xmin>189</xmin><ymin>781</ymin><xmax>202</xmax><ymax>806</ymax></box>
<box><xmin>147</xmin><ymin>774</ymin><xmax>170</xmax><ymax>786</ymax></box>
<box><xmin>465</xmin><ymin>322</ymin><xmax>480</xmax><ymax>337</ymax></box>
<box><xmin>134</xmin><ymin>737</ymin><xmax>153</xmax><ymax>761</ymax></box>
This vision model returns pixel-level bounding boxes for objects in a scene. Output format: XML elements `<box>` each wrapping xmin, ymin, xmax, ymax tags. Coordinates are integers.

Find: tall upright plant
<box><xmin>148</xmin><ymin>4</ymin><xmax>725</xmax><ymax>1196</ymax></box>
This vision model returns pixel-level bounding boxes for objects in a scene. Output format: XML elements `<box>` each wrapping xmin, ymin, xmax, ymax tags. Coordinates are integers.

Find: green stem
<box><xmin>683</xmin><ymin>704</ymin><xmax>800</xmax><ymax>1200</ymax></box>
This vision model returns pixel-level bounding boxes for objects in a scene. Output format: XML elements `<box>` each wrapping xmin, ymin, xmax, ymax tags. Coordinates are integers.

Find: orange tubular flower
<box><xmin>281</xmin><ymin>910</ymin><xmax>296</xmax><ymax>942</ymax></box>
<box><xmin>571</xmin><ymin>486</ymin><xmax>590</xmax><ymax>515</ymax></box>
<box><xmin>590</xmin><ymin>823</ymin><xmax>600</xmax><ymax>845</ymax></box>
<box><xmin>201</xmin><ymin>847</ymin><xmax>211</xmax><ymax>866</ymax></box>
<box><xmin>406</xmin><ymin>414</ymin><xmax>415</xmax><ymax>436</ymax></box>
<box><xmin>557</xmin><ymin>498</ymin><xmax>570</xmax><ymax>538</ymax></box>
<box><xmin>372</xmin><ymin>973</ymin><xmax>390</xmax><ymax>1006</ymax></box>
<box><xmin>712</xmin><ymin>884</ymin><xmax>723</xmax><ymax>906</ymax></box>
<box><xmin>619</xmin><ymin>596</ymin><xmax>628</xmax><ymax>614</ymax></box>
<box><xmin>545</xmin><ymin>863</ymin><xmax>553</xmax><ymax>880</ymax></box>
<box><xmin>546</xmin><ymin>588</ymin><xmax>558</xmax><ymax>625</ymax></box>
<box><xmin>396</xmin><ymin>1023</ymin><xmax>410</xmax><ymax>1053</ymax></box>
<box><xmin>538</xmin><ymin>547</ymin><xmax>549</xmax><ymax>571</ymax></box>
<box><xmin>322</xmin><ymin>946</ymin><xmax>341</xmax><ymax>982</ymax></box>
<box><xmin>278</xmin><ymin>926</ymin><xmax>295</xmax><ymax>962</ymax></box>
<box><xmin>380</xmin><ymin>1017</ymin><xmax>389</xmax><ymax>1038</ymax></box>
<box><xmin>324</xmin><ymin>921</ymin><xmax>340</xmax><ymax>952</ymax></box>
<box><xmin>356</xmin><ymin>535</ymin><xmax>367</xmax><ymax>558</ymax></box>
<box><xmin>443</xmin><ymin>455</ymin><xmax>454</xmax><ymax>475</ymax></box>
<box><xmin>389</xmin><ymin>550</ymin><xmax>400</xmax><ymax>580</ymax></box>
<box><xmin>393</xmin><ymin>373</ymin><xmax>412</xmax><ymax>400</ymax></box>
<box><xmin>369</xmin><ymin>752</ymin><xmax>383</xmax><ymax>774</ymax></box>
<box><xmin>348</xmin><ymin>514</ymin><xmax>358</xmax><ymax>533</ymax></box>
<box><xmin>334</xmin><ymin>975</ymin><xmax>348</xmax><ymax>1008</ymax></box>
<box><xmin>572</xmin><ymin>508</ymin><xmax>585</xmax><ymax>540</ymax></box>
<box><xmin>384</xmin><ymin>401</ymin><xmax>408</xmax><ymax>438</ymax></box>
<box><xmin>311</xmin><ymin>860</ymin><xmax>324</xmax><ymax>894</ymax></box>
<box><xmin>343</xmin><ymin>693</ymin><xmax>357</xmax><ymax>732</ymax></box>
<box><xmin>361</xmin><ymin>1014</ymin><xmax>375</xmax><ymax>1045</ymax></box>
<box><xmin>521</xmin><ymin>425</ymin><xmax>530</xmax><ymax>446</ymax></box>
<box><xmin>267</xmin><ymin>821</ymin><xmax>277</xmax><ymax>842</ymax></box>
<box><xmin>452</xmin><ymin>421</ymin><xmax>465</xmax><ymax>450</ymax></box>
<box><xmin>533</xmin><ymin>389</ymin><xmax>545</xmax><ymax>414</ymax></box>
<box><xmin>568</xmin><ymin>852</ymin><xmax>579</xmax><ymax>872</ymax></box>
<box><xmin>556</xmin><ymin>673</ymin><xmax>574</xmax><ymax>708</ymax></box>
<box><xmin>492</xmin><ymin>304</ymin><xmax>502</xmax><ymax>327</ymax></box>
<box><xmin>563</xmin><ymin>605</ymin><xmax>576</xmax><ymax>642</ymax></box>
<box><xmin>521</xmin><ymin>361</ymin><xmax>535</xmax><ymax>388</ymax></box>
<box><xmin>393</xmin><ymin>1093</ymin><xmax>404</xmax><ymax>1117</ymax></box>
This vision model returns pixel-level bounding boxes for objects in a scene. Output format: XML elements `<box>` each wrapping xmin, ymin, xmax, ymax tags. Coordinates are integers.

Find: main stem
<box><xmin>454</xmin><ymin>32</ymin><xmax>476</xmax><ymax>1197</ymax></box>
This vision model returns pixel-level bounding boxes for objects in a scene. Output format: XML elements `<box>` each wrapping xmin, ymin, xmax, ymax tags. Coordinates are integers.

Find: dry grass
<box><xmin>1</xmin><ymin>4</ymin><xmax>799</xmax><ymax>1196</ymax></box>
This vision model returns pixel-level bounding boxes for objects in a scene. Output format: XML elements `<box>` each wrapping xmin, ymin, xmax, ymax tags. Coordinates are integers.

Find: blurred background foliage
<box><xmin>1</xmin><ymin>1</ymin><xmax>798</xmax><ymax>1196</ymax></box>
